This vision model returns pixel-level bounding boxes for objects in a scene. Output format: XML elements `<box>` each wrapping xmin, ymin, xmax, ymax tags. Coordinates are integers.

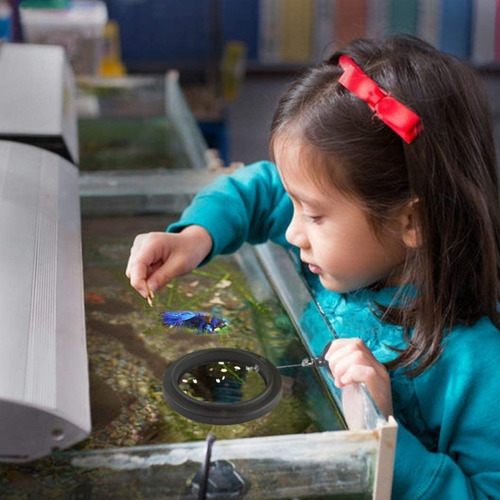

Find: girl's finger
<box><xmin>325</xmin><ymin>338</ymin><xmax>370</xmax><ymax>361</ymax></box>
<box><xmin>125</xmin><ymin>235</ymin><xmax>145</xmax><ymax>277</ymax></box>
<box><xmin>337</xmin><ymin>364</ymin><xmax>379</xmax><ymax>388</ymax></box>
<box><xmin>325</xmin><ymin>338</ymin><xmax>373</xmax><ymax>372</ymax></box>
<box><xmin>329</xmin><ymin>350</ymin><xmax>373</xmax><ymax>385</ymax></box>
<box><xmin>128</xmin><ymin>261</ymin><xmax>150</xmax><ymax>298</ymax></box>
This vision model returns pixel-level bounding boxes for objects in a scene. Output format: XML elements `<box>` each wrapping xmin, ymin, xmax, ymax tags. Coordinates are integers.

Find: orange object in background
<box><xmin>85</xmin><ymin>291</ymin><xmax>105</xmax><ymax>304</ymax></box>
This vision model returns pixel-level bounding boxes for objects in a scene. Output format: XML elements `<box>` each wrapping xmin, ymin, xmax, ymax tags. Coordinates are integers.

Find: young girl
<box><xmin>126</xmin><ymin>35</ymin><xmax>500</xmax><ymax>498</ymax></box>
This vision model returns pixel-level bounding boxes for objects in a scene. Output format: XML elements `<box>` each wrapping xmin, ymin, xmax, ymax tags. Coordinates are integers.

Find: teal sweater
<box><xmin>169</xmin><ymin>161</ymin><xmax>500</xmax><ymax>499</ymax></box>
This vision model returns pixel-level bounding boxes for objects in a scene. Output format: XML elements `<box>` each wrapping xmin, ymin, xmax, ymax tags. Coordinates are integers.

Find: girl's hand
<box><xmin>324</xmin><ymin>338</ymin><xmax>393</xmax><ymax>419</ymax></box>
<box><xmin>125</xmin><ymin>225</ymin><xmax>213</xmax><ymax>299</ymax></box>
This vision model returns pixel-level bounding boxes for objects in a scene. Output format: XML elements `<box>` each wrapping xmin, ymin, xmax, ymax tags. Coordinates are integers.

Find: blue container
<box><xmin>0</xmin><ymin>2</ymin><xmax>12</xmax><ymax>42</ymax></box>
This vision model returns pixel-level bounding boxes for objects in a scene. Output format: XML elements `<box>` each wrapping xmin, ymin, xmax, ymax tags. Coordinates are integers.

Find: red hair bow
<box><xmin>338</xmin><ymin>55</ymin><xmax>423</xmax><ymax>144</ymax></box>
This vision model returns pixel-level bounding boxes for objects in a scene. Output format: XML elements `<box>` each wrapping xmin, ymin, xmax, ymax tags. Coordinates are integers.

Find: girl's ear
<box><xmin>400</xmin><ymin>199</ymin><xmax>421</xmax><ymax>249</ymax></box>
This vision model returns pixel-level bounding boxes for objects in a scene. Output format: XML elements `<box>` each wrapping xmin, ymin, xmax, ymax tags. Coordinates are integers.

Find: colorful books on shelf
<box><xmin>282</xmin><ymin>0</ymin><xmax>314</xmax><ymax>62</ymax></box>
<box><xmin>440</xmin><ymin>0</ymin><xmax>473</xmax><ymax>60</ymax></box>
<box><xmin>259</xmin><ymin>0</ymin><xmax>315</xmax><ymax>64</ymax></box>
<box><xmin>472</xmin><ymin>0</ymin><xmax>499</xmax><ymax>64</ymax></box>
<box><xmin>255</xmin><ymin>0</ymin><xmax>500</xmax><ymax>67</ymax></box>
<box><xmin>388</xmin><ymin>0</ymin><xmax>419</xmax><ymax>36</ymax></box>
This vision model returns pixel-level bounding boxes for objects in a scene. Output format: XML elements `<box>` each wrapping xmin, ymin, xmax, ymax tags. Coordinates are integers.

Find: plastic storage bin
<box><xmin>20</xmin><ymin>0</ymin><xmax>108</xmax><ymax>75</ymax></box>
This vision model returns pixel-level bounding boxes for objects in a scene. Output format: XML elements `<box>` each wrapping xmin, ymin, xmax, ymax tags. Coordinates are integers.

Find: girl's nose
<box><xmin>286</xmin><ymin>216</ymin><xmax>309</xmax><ymax>249</ymax></box>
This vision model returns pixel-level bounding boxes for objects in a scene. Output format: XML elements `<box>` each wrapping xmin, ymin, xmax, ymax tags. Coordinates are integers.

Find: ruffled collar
<box><xmin>309</xmin><ymin>282</ymin><xmax>413</xmax><ymax>364</ymax></box>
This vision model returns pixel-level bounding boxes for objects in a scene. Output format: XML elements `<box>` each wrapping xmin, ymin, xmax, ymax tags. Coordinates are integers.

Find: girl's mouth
<box><xmin>307</xmin><ymin>263</ymin><xmax>322</xmax><ymax>274</ymax></box>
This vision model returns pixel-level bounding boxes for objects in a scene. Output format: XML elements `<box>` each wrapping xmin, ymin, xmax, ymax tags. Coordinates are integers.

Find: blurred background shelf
<box><xmin>4</xmin><ymin>0</ymin><xmax>499</xmax><ymax>167</ymax></box>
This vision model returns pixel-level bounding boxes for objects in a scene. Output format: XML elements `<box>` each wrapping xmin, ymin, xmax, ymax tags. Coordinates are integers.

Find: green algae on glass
<box><xmin>78</xmin><ymin>117</ymin><xmax>192</xmax><ymax>171</ymax></box>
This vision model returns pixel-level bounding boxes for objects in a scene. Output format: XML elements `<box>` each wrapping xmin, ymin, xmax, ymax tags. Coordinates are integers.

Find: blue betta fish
<box><xmin>161</xmin><ymin>311</ymin><xmax>228</xmax><ymax>334</ymax></box>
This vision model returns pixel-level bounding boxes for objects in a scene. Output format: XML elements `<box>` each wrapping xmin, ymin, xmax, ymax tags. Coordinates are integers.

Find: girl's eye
<box><xmin>304</xmin><ymin>214</ymin><xmax>322</xmax><ymax>223</ymax></box>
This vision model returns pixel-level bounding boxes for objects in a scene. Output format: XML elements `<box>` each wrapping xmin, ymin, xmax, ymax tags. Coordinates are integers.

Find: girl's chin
<box><xmin>318</xmin><ymin>275</ymin><xmax>343</xmax><ymax>292</ymax></box>
<box><xmin>318</xmin><ymin>275</ymin><xmax>360</xmax><ymax>294</ymax></box>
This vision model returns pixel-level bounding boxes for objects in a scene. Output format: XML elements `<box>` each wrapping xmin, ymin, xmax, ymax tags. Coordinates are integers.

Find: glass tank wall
<box><xmin>77</xmin><ymin>72</ymin><xmax>208</xmax><ymax>172</ymax></box>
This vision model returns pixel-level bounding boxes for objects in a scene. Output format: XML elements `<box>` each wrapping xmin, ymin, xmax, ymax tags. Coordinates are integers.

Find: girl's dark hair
<box><xmin>270</xmin><ymin>35</ymin><xmax>500</xmax><ymax>376</ymax></box>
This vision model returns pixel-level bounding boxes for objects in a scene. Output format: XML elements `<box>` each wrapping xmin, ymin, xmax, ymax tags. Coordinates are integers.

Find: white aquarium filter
<box><xmin>0</xmin><ymin>43</ymin><xmax>79</xmax><ymax>164</ymax></box>
<box><xmin>0</xmin><ymin>141</ymin><xmax>90</xmax><ymax>462</ymax></box>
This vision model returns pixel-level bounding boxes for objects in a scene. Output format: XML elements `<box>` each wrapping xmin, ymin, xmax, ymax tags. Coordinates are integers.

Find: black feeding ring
<box><xmin>162</xmin><ymin>348</ymin><xmax>283</xmax><ymax>425</ymax></box>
